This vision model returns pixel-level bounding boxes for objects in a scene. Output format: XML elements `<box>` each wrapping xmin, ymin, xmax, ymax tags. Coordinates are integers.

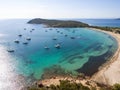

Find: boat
<box><xmin>18</xmin><ymin>34</ymin><xmax>22</xmax><ymax>37</ymax></box>
<box><xmin>23</xmin><ymin>42</ymin><xmax>28</xmax><ymax>45</ymax></box>
<box><xmin>65</xmin><ymin>34</ymin><xmax>68</xmax><ymax>37</ymax></box>
<box><xmin>60</xmin><ymin>32</ymin><xmax>63</xmax><ymax>34</ymax></box>
<box><xmin>57</xmin><ymin>31</ymin><xmax>60</xmax><ymax>33</ymax></box>
<box><xmin>26</xmin><ymin>37</ymin><xmax>31</xmax><ymax>41</ymax></box>
<box><xmin>14</xmin><ymin>39</ymin><xmax>20</xmax><ymax>43</ymax></box>
<box><xmin>24</xmin><ymin>28</ymin><xmax>26</xmax><ymax>30</ymax></box>
<box><xmin>54</xmin><ymin>44</ymin><xmax>61</xmax><ymax>49</ymax></box>
<box><xmin>7</xmin><ymin>49</ymin><xmax>14</xmax><ymax>52</ymax></box>
<box><xmin>30</xmin><ymin>30</ymin><xmax>32</xmax><ymax>32</ymax></box>
<box><xmin>7</xmin><ymin>43</ymin><xmax>15</xmax><ymax>52</ymax></box>
<box><xmin>32</xmin><ymin>29</ymin><xmax>35</xmax><ymax>30</ymax></box>
<box><xmin>53</xmin><ymin>37</ymin><xmax>57</xmax><ymax>40</ymax></box>
<box><xmin>45</xmin><ymin>30</ymin><xmax>48</xmax><ymax>32</ymax></box>
<box><xmin>44</xmin><ymin>46</ymin><xmax>49</xmax><ymax>50</ymax></box>
<box><xmin>70</xmin><ymin>37</ymin><xmax>75</xmax><ymax>39</ymax></box>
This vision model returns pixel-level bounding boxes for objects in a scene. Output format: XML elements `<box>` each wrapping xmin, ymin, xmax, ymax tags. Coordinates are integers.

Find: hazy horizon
<box><xmin>0</xmin><ymin>0</ymin><xmax>120</xmax><ymax>19</ymax></box>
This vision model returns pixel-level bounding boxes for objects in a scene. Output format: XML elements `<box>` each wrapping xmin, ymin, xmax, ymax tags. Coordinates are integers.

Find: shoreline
<box><xmin>89</xmin><ymin>28</ymin><xmax>120</xmax><ymax>85</ymax></box>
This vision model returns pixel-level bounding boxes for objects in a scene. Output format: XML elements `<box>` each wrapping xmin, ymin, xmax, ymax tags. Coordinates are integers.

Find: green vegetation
<box><xmin>28</xmin><ymin>80</ymin><xmax>91</xmax><ymax>90</ymax></box>
<box><xmin>90</xmin><ymin>26</ymin><xmax>120</xmax><ymax>34</ymax></box>
<box><xmin>112</xmin><ymin>84</ymin><xmax>120</xmax><ymax>90</ymax></box>
<box><xmin>27</xmin><ymin>82</ymin><xmax>120</xmax><ymax>90</ymax></box>
<box><xmin>27</xmin><ymin>18</ymin><xmax>89</xmax><ymax>27</ymax></box>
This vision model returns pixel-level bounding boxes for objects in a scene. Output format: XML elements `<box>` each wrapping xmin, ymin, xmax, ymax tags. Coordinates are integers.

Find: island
<box><xmin>27</xmin><ymin>18</ymin><xmax>89</xmax><ymax>27</ymax></box>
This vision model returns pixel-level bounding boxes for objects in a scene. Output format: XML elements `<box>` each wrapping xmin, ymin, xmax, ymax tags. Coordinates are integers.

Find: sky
<box><xmin>0</xmin><ymin>0</ymin><xmax>120</xmax><ymax>19</ymax></box>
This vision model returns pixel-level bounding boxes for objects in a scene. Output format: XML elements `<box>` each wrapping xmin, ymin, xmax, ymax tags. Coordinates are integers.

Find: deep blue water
<box><xmin>0</xmin><ymin>19</ymin><xmax>118</xmax><ymax>90</ymax></box>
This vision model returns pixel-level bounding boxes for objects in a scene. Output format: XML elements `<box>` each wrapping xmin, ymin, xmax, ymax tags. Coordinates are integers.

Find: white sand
<box><xmin>90</xmin><ymin>28</ymin><xmax>120</xmax><ymax>85</ymax></box>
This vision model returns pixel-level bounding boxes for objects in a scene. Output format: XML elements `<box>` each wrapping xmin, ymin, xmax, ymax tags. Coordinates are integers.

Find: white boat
<box><xmin>60</xmin><ymin>32</ymin><xmax>63</xmax><ymax>34</ymax></box>
<box><xmin>57</xmin><ymin>31</ymin><xmax>60</xmax><ymax>33</ymax></box>
<box><xmin>14</xmin><ymin>39</ymin><xmax>20</xmax><ymax>43</ymax></box>
<box><xmin>18</xmin><ymin>34</ymin><xmax>22</xmax><ymax>37</ymax></box>
<box><xmin>65</xmin><ymin>34</ymin><xmax>68</xmax><ymax>37</ymax></box>
<box><xmin>54</xmin><ymin>44</ymin><xmax>60</xmax><ymax>48</ymax></box>
<box><xmin>7</xmin><ymin>49</ymin><xmax>14</xmax><ymax>52</ymax></box>
<box><xmin>23</xmin><ymin>42</ymin><xmax>28</xmax><ymax>45</ymax></box>
<box><xmin>7</xmin><ymin>43</ymin><xmax>15</xmax><ymax>52</ymax></box>
<box><xmin>53</xmin><ymin>37</ymin><xmax>57</xmax><ymax>40</ymax></box>
<box><xmin>26</xmin><ymin>37</ymin><xmax>31</xmax><ymax>41</ymax></box>
<box><xmin>70</xmin><ymin>37</ymin><xmax>75</xmax><ymax>39</ymax></box>
<box><xmin>44</xmin><ymin>46</ymin><xmax>49</xmax><ymax>50</ymax></box>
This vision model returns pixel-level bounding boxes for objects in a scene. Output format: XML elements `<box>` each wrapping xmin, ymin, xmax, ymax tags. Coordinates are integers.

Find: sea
<box><xmin>0</xmin><ymin>19</ymin><xmax>119</xmax><ymax>90</ymax></box>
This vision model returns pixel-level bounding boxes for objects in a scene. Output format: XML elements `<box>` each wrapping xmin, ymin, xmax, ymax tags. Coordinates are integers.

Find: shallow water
<box><xmin>0</xmin><ymin>19</ymin><xmax>118</xmax><ymax>89</ymax></box>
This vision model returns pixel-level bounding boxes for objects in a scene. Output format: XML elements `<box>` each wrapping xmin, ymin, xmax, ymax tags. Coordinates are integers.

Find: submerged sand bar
<box><xmin>90</xmin><ymin>28</ymin><xmax>120</xmax><ymax>85</ymax></box>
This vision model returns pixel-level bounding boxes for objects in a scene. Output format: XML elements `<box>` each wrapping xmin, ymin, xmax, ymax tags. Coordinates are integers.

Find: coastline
<box><xmin>89</xmin><ymin>28</ymin><xmax>120</xmax><ymax>85</ymax></box>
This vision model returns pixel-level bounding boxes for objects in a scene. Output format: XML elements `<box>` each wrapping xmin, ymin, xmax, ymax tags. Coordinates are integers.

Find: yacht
<box><xmin>14</xmin><ymin>39</ymin><xmax>20</xmax><ymax>43</ymax></box>
<box><xmin>55</xmin><ymin>44</ymin><xmax>60</xmax><ymax>49</ymax></box>
<box><xmin>65</xmin><ymin>34</ymin><xmax>68</xmax><ymax>37</ymax></box>
<box><xmin>44</xmin><ymin>46</ymin><xmax>49</xmax><ymax>50</ymax></box>
<box><xmin>26</xmin><ymin>37</ymin><xmax>31</xmax><ymax>41</ymax></box>
<box><xmin>23</xmin><ymin>42</ymin><xmax>28</xmax><ymax>45</ymax></box>
<box><xmin>60</xmin><ymin>32</ymin><xmax>63</xmax><ymax>34</ymax></box>
<box><xmin>53</xmin><ymin>37</ymin><xmax>57</xmax><ymax>40</ymax></box>
<box><xmin>7</xmin><ymin>49</ymin><xmax>14</xmax><ymax>52</ymax></box>
<box><xmin>70</xmin><ymin>37</ymin><xmax>75</xmax><ymax>39</ymax></box>
<box><xmin>18</xmin><ymin>34</ymin><xmax>22</xmax><ymax>37</ymax></box>
<box><xmin>7</xmin><ymin>43</ymin><xmax>15</xmax><ymax>52</ymax></box>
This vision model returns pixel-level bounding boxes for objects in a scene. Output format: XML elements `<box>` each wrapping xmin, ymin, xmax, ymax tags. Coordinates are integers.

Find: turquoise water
<box><xmin>0</xmin><ymin>19</ymin><xmax>118</xmax><ymax>89</ymax></box>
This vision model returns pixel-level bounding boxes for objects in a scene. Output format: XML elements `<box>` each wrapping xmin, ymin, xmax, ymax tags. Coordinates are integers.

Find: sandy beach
<box><xmin>90</xmin><ymin>28</ymin><xmax>120</xmax><ymax>85</ymax></box>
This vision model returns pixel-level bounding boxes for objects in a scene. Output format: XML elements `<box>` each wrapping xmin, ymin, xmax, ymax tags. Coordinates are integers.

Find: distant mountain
<box><xmin>27</xmin><ymin>18</ymin><xmax>89</xmax><ymax>27</ymax></box>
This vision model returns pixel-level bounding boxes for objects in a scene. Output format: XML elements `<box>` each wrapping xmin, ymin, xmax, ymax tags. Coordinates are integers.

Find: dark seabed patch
<box><xmin>76</xmin><ymin>50</ymin><xmax>113</xmax><ymax>76</ymax></box>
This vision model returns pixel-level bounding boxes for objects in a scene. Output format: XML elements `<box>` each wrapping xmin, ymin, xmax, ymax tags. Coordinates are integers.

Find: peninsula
<box><xmin>27</xmin><ymin>18</ymin><xmax>89</xmax><ymax>27</ymax></box>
